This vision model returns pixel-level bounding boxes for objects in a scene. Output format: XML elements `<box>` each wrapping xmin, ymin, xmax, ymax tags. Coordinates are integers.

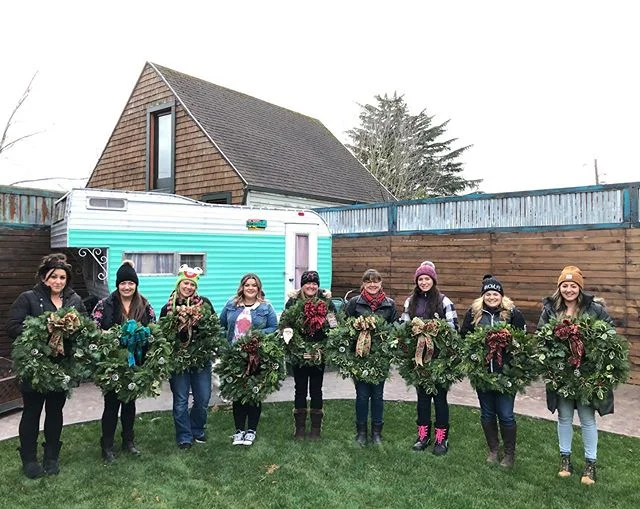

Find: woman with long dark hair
<box><xmin>7</xmin><ymin>253</ymin><xmax>86</xmax><ymax>478</ymax></box>
<box><xmin>92</xmin><ymin>260</ymin><xmax>155</xmax><ymax>462</ymax></box>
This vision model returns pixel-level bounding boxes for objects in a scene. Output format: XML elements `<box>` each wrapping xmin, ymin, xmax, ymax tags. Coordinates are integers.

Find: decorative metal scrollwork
<box><xmin>78</xmin><ymin>248</ymin><xmax>108</xmax><ymax>281</ymax></box>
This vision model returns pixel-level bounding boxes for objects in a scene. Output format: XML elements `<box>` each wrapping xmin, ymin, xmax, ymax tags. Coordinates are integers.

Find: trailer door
<box><xmin>284</xmin><ymin>223</ymin><xmax>318</xmax><ymax>299</ymax></box>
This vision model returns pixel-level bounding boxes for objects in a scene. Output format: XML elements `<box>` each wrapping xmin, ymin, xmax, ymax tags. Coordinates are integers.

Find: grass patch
<box><xmin>0</xmin><ymin>401</ymin><xmax>638</xmax><ymax>509</ymax></box>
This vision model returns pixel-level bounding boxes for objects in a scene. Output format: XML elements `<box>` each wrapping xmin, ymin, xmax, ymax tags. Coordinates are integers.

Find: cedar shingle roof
<box><xmin>151</xmin><ymin>63</ymin><xmax>394</xmax><ymax>204</ymax></box>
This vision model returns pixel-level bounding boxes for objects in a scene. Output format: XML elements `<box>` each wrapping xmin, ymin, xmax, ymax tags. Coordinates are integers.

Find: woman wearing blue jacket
<box><xmin>219</xmin><ymin>273</ymin><xmax>278</xmax><ymax>446</ymax></box>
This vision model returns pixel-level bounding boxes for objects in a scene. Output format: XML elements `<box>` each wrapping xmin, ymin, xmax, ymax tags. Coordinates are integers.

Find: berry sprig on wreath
<box><xmin>536</xmin><ymin>316</ymin><xmax>629</xmax><ymax>407</ymax></box>
<box><xmin>391</xmin><ymin>317</ymin><xmax>463</xmax><ymax>394</ymax></box>
<box><xmin>461</xmin><ymin>324</ymin><xmax>540</xmax><ymax>395</ymax></box>
<box><xmin>326</xmin><ymin>314</ymin><xmax>394</xmax><ymax>384</ymax></box>
<box><xmin>12</xmin><ymin>307</ymin><xmax>99</xmax><ymax>393</ymax></box>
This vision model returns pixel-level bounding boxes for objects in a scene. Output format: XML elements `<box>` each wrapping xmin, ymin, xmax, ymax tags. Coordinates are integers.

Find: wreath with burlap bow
<box><xmin>157</xmin><ymin>301</ymin><xmax>225</xmax><ymax>374</ymax></box>
<box><xmin>278</xmin><ymin>297</ymin><xmax>337</xmax><ymax>367</ymax></box>
<box><xmin>76</xmin><ymin>320</ymin><xmax>172</xmax><ymax>403</ymax></box>
<box><xmin>461</xmin><ymin>324</ymin><xmax>540</xmax><ymax>395</ymax></box>
<box><xmin>391</xmin><ymin>317</ymin><xmax>463</xmax><ymax>394</ymax></box>
<box><xmin>12</xmin><ymin>308</ymin><xmax>99</xmax><ymax>393</ymax></box>
<box><xmin>217</xmin><ymin>330</ymin><xmax>287</xmax><ymax>404</ymax></box>
<box><xmin>326</xmin><ymin>314</ymin><xmax>393</xmax><ymax>384</ymax></box>
<box><xmin>536</xmin><ymin>316</ymin><xmax>629</xmax><ymax>406</ymax></box>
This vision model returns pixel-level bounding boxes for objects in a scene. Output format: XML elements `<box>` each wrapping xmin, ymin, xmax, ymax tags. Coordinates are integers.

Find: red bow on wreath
<box><xmin>303</xmin><ymin>300</ymin><xmax>328</xmax><ymax>335</ymax></box>
<box><xmin>241</xmin><ymin>336</ymin><xmax>261</xmax><ymax>376</ymax></box>
<box><xmin>485</xmin><ymin>328</ymin><xmax>512</xmax><ymax>368</ymax></box>
<box><xmin>553</xmin><ymin>320</ymin><xmax>584</xmax><ymax>368</ymax></box>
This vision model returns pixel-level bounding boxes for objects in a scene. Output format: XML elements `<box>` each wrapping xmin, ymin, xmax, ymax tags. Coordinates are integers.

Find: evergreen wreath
<box><xmin>326</xmin><ymin>314</ymin><xmax>394</xmax><ymax>384</ymax></box>
<box><xmin>278</xmin><ymin>297</ymin><xmax>335</xmax><ymax>367</ymax></box>
<box><xmin>76</xmin><ymin>320</ymin><xmax>172</xmax><ymax>403</ymax></box>
<box><xmin>391</xmin><ymin>317</ymin><xmax>464</xmax><ymax>394</ymax></box>
<box><xmin>536</xmin><ymin>316</ymin><xmax>629</xmax><ymax>406</ymax></box>
<box><xmin>12</xmin><ymin>307</ymin><xmax>100</xmax><ymax>393</ymax></box>
<box><xmin>217</xmin><ymin>330</ymin><xmax>287</xmax><ymax>404</ymax></box>
<box><xmin>461</xmin><ymin>324</ymin><xmax>540</xmax><ymax>395</ymax></box>
<box><xmin>157</xmin><ymin>301</ymin><xmax>225</xmax><ymax>374</ymax></box>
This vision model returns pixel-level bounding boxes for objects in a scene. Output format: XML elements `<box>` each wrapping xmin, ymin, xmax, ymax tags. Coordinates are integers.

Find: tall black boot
<box><xmin>499</xmin><ymin>422</ymin><xmax>516</xmax><ymax>467</ymax></box>
<box><xmin>100</xmin><ymin>436</ymin><xmax>116</xmax><ymax>464</ymax></box>
<box><xmin>18</xmin><ymin>446</ymin><xmax>44</xmax><ymax>479</ymax></box>
<box><xmin>371</xmin><ymin>423</ymin><xmax>383</xmax><ymax>445</ymax></box>
<box><xmin>481</xmin><ymin>420</ymin><xmax>500</xmax><ymax>464</ymax></box>
<box><xmin>42</xmin><ymin>441</ymin><xmax>62</xmax><ymax>475</ymax></box>
<box><xmin>355</xmin><ymin>423</ymin><xmax>367</xmax><ymax>446</ymax></box>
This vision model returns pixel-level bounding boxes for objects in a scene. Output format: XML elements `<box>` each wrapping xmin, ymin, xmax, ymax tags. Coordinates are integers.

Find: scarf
<box><xmin>360</xmin><ymin>289</ymin><xmax>386</xmax><ymax>312</ymax></box>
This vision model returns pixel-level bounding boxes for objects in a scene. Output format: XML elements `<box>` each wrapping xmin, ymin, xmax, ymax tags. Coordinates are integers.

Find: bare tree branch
<box><xmin>0</xmin><ymin>72</ymin><xmax>41</xmax><ymax>157</ymax></box>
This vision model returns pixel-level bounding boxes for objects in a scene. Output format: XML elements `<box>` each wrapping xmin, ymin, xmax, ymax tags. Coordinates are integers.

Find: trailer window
<box><xmin>179</xmin><ymin>254</ymin><xmax>205</xmax><ymax>274</ymax></box>
<box><xmin>87</xmin><ymin>197</ymin><xmax>127</xmax><ymax>210</ymax></box>
<box><xmin>123</xmin><ymin>252</ymin><xmax>206</xmax><ymax>275</ymax></box>
<box><xmin>53</xmin><ymin>197</ymin><xmax>67</xmax><ymax>224</ymax></box>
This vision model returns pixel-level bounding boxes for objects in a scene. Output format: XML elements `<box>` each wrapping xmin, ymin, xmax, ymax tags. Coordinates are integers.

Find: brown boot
<box><xmin>481</xmin><ymin>420</ymin><xmax>500</xmax><ymax>464</ymax></box>
<box><xmin>499</xmin><ymin>423</ymin><xmax>516</xmax><ymax>467</ymax></box>
<box><xmin>293</xmin><ymin>408</ymin><xmax>307</xmax><ymax>440</ymax></box>
<box><xmin>308</xmin><ymin>409</ymin><xmax>324</xmax><ymax>439</ymax></box>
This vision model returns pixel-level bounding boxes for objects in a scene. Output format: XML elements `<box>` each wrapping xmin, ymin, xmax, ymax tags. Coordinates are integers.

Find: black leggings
<box><xmin>416</xmin><ymin>386</ymin><xmax>449</xmax><ymax>427</ymax></box>
<box><xmin>293</xmin><ymin>363</ymin><xmax>325</xmax><ymax>409</ymax></box>
<box><xmin>232</xmin><ymin>401</ymin><xmax>261</xmax><ymax>431</ymax></box>
<box><xmin>19</xmin><ymin>390</ymin><xmax>66</xmax><ymax>454</ymax></box>
<box><xmin>101</xmin><ymin>391</ymin><xmax>136</xmax><ymax>446</ymax></box>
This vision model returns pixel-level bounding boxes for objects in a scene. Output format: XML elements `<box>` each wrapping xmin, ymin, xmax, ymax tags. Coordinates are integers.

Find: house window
<box><xmin>123</xmin><ymin>252</ymin><xmax>206</xmax><ymax>275</ymax></box>
<box><xmin>201</xmin><ymin>192</ymin><xmax>232</xmax><ymax>204</ymax></box>
<box><xmin>146</xmin><ymin>101</ymin><xmax>176</xmax><ymax>193</ymax></box>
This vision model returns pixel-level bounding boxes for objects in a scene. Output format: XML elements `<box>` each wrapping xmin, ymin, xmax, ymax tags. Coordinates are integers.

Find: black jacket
<box><xmin>344</xmin><ymin>294</ymin><xmax>399</xmax><ymax>324</ymax></box>
<box><xmin>7</xmin><ymin>282</ymin><xmax>86</xmax><ymax>340</ymax></box>
<box><xmin>538</xmin><ymin>292</ymin><xmax>615</xmax><ymax>416</ymax></box>
<box><xmin>93</xmin><ymin>290</ymin><xmax>154</xmax><ymax>330</ymax></box>
<box><xmin>284</xmin><ymin>291</ymin><xmax>337</xmax><ymax>342</ymax></box>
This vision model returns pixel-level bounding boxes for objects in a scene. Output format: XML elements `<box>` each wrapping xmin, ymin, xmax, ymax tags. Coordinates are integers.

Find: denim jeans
<box><xmin>169</xmin><ymin>361</ymin><xmax>212</xmax><ymax>444</ymax></box>
<box><xmin>293</xmin><ymin>363</ymin><xmax>325</xmax><ymax>409</ymax></box>
<box><xmin>354</xmin><ymin>380</ymin><xmax>385</xmax><ymax>424</ymax></box>
<box><xmin>557</xmin><ymin>395</ymin><xmax>598</xmax><ymax>460</ymax></box>
<box><xmin>477</xmin><ymin>390</ymin><xmax>516</xmax><ymax>427</ymax></box>
<box><xmin>416</xmin><ymin>386</ymin><xmax>449</xmax><ymax>427</ymax></box>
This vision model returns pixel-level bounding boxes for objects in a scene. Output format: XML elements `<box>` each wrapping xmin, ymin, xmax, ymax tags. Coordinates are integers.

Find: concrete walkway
<box><xmin>1</xmin><ymin>371</ymin><xmax>639</xmax><ymax>441</ymax></box>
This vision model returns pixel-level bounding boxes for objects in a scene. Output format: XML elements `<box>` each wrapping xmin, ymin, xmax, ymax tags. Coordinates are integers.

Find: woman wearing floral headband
<box><xmin>281</xmin><ymin>270</ymin><xmax>336</xmax><ymax>440</ymax></box>
<box><xmin>220</xmin><ymin>273</ymin><xmax>278</xmax><ymax>446</ymax></box>
<box><xmin>7</xmin><ymin>253</ymin><xmax>86</xmax><ymax>478</ymax></box>
<box><xmin>91</xmin><ymin>260</ymin><xmax>155</xmax><ymax>463</ymax></box>
<box><xmin>160</xmin><ymin>265</ymin><xmax>215</xmax><ymax>450</ymax></box>
<box><xmin>345</xmin><ymin>268</ymin><xmax>398</xmax><ymax>445</ymax></box>
<box><xmin>401</xmin><ymin>261</ymin><xmax>458</xmax><ymax>455</ymax></box>
<box><xmin>538</xmin><ymin>266</ymin><xmax>613</xmax><ymax>485</ymax></box>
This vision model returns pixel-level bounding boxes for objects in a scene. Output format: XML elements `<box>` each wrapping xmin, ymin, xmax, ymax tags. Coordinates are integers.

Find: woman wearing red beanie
<box><xmin>401</xmin><ymin>261</ymin><xmax>458</xmax><ymax>455</ymax></box>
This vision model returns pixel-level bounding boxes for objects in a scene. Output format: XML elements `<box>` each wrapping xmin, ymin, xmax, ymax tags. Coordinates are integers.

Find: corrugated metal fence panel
<box><xmin>317</xmin><ymin>185</ymin><xmax>634</xmax><ymax>235</ymax></box>
<box><xmin>0</xmin><ymin>188</ymin><xmax>63</xmax><ymax>226</ymax></box>
<box><xmin>316</xmin><ymin>207</ymin><xmax>389</xmax><ymax>234</ymax></box>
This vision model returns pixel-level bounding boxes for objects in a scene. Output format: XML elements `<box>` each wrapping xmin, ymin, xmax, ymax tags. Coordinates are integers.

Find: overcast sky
<box><xmin>1</xmin><ymin>0</ymin><xmax>638</xmax><ymax>195</ymax></box>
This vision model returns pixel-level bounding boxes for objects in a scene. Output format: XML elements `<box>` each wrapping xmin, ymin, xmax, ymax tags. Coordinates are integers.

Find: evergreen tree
<box><xmin>346</xmin><ymin>93</ymin><xmax>479</xmax><ymax>199</ymax></box>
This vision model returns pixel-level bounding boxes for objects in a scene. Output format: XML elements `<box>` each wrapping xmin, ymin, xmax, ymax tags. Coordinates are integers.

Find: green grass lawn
<box><xmin>0</xmin><ymin>401</ymin><xmax>638</xmax><ymax>509</ymax></box>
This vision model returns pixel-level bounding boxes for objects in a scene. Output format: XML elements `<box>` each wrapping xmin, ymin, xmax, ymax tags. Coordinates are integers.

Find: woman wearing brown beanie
<box><xmin>538</xmin><ymin>265</ymin><xmax>613</xmax><ymax>485</ymax></box>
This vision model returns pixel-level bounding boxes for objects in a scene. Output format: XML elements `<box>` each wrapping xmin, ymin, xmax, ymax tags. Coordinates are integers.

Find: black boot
<box><xmin>481</xmin><ymin>420</ymin><xmax>500</xmax><ymax>464</ymax></box>
<box><xmin>371</xmin><ymin>423</ymin><xmax>383</xmax><ymax>445</ymax></box>
<box><xmin>18</xmin><ymin>446</ymin><xmax>45</xmax><ymax>479</ymax></box>
<box><xmin>100</xmin><ymin>437</ymin><xmax>116</xmax><ymax>464</ymax></box>
<box><xmin>308</xmin><ymin>409</ymin><xmax>324</xmax><ymax>440</ymax></box>
<box><xmin>122</xmin><ymin>440</ymin><xmax>141</xmax><ymax>455</ymax></box>
<box><xmin>412</xmin><ymin>424</ymin><xmax>431</xmax><ymax>451</ymax></box>
<box><xmin>42</xmin><ymin>441</ymin><xmax>62</xmax><ymax>475</ymax></box>
<box><xmin>355</xmin><ymin>423</ymin><xmax>367</xmax><ymax>446</ymax></box>
<box><xmin>499</xmin><ymin>423</ymin><xmax>516</xmax><ymax>467</ymax></box>
<box><xmin>433</xmin><ymin>425</ymin><xmax>449</xmax><ymax>456</ymax></box>
<box><xmin>293</xmin><ymin>409</ymin><xmax>307</xmax><ymax>440</ymax></box>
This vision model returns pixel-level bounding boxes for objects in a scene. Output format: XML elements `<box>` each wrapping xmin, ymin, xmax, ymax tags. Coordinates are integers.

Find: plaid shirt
<box><xmin>401</xmin><ymin>294</ymin><xmax>459</xmax><ymax>332</ymax></box>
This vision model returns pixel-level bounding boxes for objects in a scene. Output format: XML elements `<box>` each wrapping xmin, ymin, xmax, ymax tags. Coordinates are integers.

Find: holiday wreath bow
<box><xmin>120</xmin><ymin>319</ymin><xmax>151</xmax><ymax>367</ymax></box>
<box><xmin>354</xmin><ymin>315</ymin><xmax>377</xmax><ymax>357</ymax></box>
<box><xmin>303</xmin><ymin>299</ymin><xmax>328</xmax><ymax>335</ymax></box>
<box><xmin>175</xmin><ymin>303</ymin><xmax>203</xmax><ymax>347</ymax></box>
<box><xmin>241</xmin><ymin>335</ymin><xmax>261</xmax><ymax>376</ymax></box>
<box><xmin>484</xmin><ymin>328</ymin><xmax>512</xmax><ymax>368</ymax></box>
<box><xmin>47</xmin><ymin>311</ymin><xmax>81</xmax><ymax>356</ymax></box>
<box><xmin>410</xmin><ymin>317</ymin><xmax>437</xmax><ymax>366</ymax></box>
<box><xmin>552</xmin><ymin>320</ymin><xmax>584</xmax><ymax>368</ymax></box>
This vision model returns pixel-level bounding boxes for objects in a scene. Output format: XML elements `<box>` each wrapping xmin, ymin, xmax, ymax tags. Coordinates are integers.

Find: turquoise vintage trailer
<box><xmin>51</xmin><ymin>189</ymin><xmax>332</xmax><ymax>314</ymax></box>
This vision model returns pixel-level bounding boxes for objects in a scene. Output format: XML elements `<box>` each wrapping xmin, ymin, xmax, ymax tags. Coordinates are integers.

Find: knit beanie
<box><xmin>557</xmin><ymin>266</ymin><xmax>584</xmax><ymax>289</ymax></box>
<box><xmin>414</xmin><ymin>261</ymin><xmax>437</xmax><ymax>284</ymax></box>
<box><xmin>116</xmin><ymin>260</ymin><xmax>139</xmax><ymax>286</ymax></box>
<box><xmin>481</xmin><ymin>274</ymin><xmax>504</xmax><ymax>295</ymax></box>
<box><xmin>175</xmin><ymin>264</ymin><xmax>202</xmax><ymax>290</ymax></box>
<box><xmin>300</xmin><ymin>270</ymin><xmax>320</xmax><ymax>286</ymax></box>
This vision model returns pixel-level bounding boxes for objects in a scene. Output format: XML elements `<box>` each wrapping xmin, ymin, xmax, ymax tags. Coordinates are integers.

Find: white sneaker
<box><xmin>243</xmin><ymin>430</ymin><xmax>256</xmax><ymax>446</ymax></box>
<box><xmin>232</xmin><ymin>430</ymin><xmax>245</xmax><ymax>445</ymax></box>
